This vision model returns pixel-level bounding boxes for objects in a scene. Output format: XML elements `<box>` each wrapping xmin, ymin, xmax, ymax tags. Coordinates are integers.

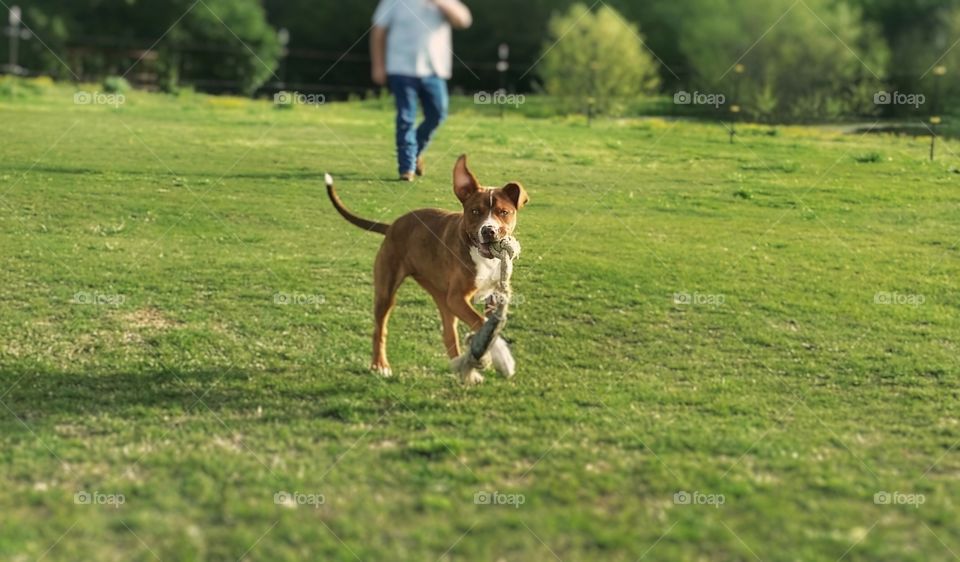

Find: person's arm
<box><xmin>431</xmin><ymin>0</ymin><xmax>472</xmax><ymax>29</ymax></box>
<box><xmin>370</xmin><ymin>0</ymin><xmax>394</xmax><ymax>85</ymax></box>
<box><xmin>370</xmin><ymin>26</ymin><xmax>388</xmax><ymax>86</ymax></box>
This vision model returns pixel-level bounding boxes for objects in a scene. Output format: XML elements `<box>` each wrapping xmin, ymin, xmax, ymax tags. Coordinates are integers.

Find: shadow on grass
<box><xmin>0</xmin><ymin>366</ymin><xmax>405</xmax><ymax>427</ymax></box>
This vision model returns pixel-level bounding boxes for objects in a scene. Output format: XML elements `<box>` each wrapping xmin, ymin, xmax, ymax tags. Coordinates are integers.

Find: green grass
<box><xmin>2</xmin><ymin>77</ymin><xmax>959</xmax><ymax>561</ymax></box>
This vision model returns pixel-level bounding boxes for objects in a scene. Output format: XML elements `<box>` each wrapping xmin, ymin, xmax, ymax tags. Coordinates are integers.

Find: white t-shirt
<box><xmin>372</xmin><ymin>0</ymin><xmax>455</xmax><ymax>79</ymax></box>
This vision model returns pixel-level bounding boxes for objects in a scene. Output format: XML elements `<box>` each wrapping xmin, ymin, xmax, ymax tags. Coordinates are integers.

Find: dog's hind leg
<box><xmin>371</xmin><ymin>253</ymin><xmax>405</xmax><ymax>377</ymax></box>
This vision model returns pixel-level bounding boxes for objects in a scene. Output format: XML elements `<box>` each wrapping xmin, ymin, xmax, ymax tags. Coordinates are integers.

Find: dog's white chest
<box><xmin>470</xmin><ymin>248</ymin><xmax>502</xmax><ymax>298</ymax></box>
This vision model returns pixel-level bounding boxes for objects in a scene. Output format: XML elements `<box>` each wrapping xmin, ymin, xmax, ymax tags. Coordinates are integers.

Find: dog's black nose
<box><xmin>480</xmin><ymin>226</ymin><xmax>497</xmax><ymax>242</ymax></box>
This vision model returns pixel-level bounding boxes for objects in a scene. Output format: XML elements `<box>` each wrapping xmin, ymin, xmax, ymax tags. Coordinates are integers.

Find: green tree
<box><xmin>164</xmin><ymin>0</ymin><xmax>280</xmax><ymax>95</ymax></box>
<box><xmin>14</xmin><ymin>0</ymin><xmax>279</xmax><ymax>95</ymax></box>
<box><xmin>921</xmin><ymin>8</ymin><xmax>960</xmax><ymax>111</ymax></box>
<box><xmin>538</xmin><ymin>3</ymin><xmax>661</xmax><ymax>117</ymax></box>
<box><xmin>851</xmin><ymin>0</ymin><xmax>960</xmax><ymax>115</ymax></box>
<box><xmin>679</xmin><ymin>0</ymin><xmax>888</xmax><ymax>121</ymax></box>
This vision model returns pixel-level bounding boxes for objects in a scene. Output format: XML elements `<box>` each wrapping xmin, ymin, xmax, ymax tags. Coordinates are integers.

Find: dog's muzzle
<box><xmin>472</xmin><ymin>236</ymin><xmax>498</xmax><ymax>259</ymax></box>
<box><xmin>480</xmin><ymin>225</ymin><xmax>497</xmax><ymax>242</ymax></box>
<box><xmin>474</xmin><ymin>226</ymin><xmax>501</xmax><ymax>259</ymax></box>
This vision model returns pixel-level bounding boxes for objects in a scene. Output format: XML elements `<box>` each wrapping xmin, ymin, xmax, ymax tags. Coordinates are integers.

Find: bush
<box><xmin>102</xmin><ymin>76</ymin><xmax>131</xmax><ymax>94</ymax></box>
<box><xmin>853</xmin><ymin>152</ymin><xmax>883</xmax><ymax>163</ymax></box>
<box><xmin>0</xmin><ymin>76</ymin><xmax>53</xmax><ymax>99</ymax></box>
<box><xmin>679</xmin><ymin>0</ymin><xmax>888</xmax><ymax>122</ymax></box>
<box><xmin>538</xmin><ymin>3</ymin><xmax>661</xmax><ymax>117</ymax></box>
<box><xmin>164</xmin><ymin>0</ymin><xmax>280</xmax><ymax>95</ymax></box>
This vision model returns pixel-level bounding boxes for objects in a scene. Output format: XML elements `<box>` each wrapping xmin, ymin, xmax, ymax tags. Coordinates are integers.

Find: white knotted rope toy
<box><xmin>451</xmin><ymin>236</ymin><xmax>521</xmax><ymax>385</ymax></box>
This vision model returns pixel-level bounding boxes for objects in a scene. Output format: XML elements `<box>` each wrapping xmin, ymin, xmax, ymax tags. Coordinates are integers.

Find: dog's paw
<box><xmin>370</xmin><ymin>363</ymin><xmax>393</xmax><ymax>377</ymax></box>
<box><xmin>489</xmin><ymin>336</ymin><xmax>516</xmax><ymax>378</ymax></box>
<box><xmin>451</xmin><ymin>354</ymin><xmax>485</xmax><ymax>385</ymax></box>
<box><xmin>461</xmin><ymin>369</ymin><xmax>485</xmax><ymax>385</ymax></box>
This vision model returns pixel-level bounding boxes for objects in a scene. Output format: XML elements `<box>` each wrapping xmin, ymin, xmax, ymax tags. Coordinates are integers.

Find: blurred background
<box><xmin>1</xmin><ymin>0</ymin><xmax>956</xmax><ymax>123</ymax></box>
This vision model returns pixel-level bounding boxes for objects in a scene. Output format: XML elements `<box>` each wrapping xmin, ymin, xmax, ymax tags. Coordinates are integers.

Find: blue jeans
<box><xmin>388</xmin><ymin>75</ymin><xmax>449</xmax><ymax>175</ymax></box>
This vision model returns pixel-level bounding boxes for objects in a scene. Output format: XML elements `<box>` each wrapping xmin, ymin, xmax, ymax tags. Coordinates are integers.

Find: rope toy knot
<box><xmin>489</xmin><ymin>236</ymin><xmax>521</xmax><ymax>262</ymax></box>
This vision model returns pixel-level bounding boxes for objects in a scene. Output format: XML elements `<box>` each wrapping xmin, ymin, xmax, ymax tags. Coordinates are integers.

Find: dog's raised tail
<box><xmin>325</xmin><ymin>173</ymin><xmax>390</xmax><ymax>235</ymax></box>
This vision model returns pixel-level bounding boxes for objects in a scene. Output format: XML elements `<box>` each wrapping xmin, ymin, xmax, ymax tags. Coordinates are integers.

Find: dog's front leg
<box><xmin>447</xmin><ymin>294</ymin><xmax>487</xmax><ymax>384</ymax></box>
<box><xmin>426</xmin><ymin>289</ymin><xmax>461</xmax><ymax>358</ymax></box>
<box><xmin>447</xmin><ymin>293</ymin><xmax>485</xmax><ymax>332</ymax></box>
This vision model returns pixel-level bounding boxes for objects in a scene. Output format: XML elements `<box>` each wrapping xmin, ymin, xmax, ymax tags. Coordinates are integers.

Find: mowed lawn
<box><xmin>1</xmin><ymin>79</ymin><xmax>959</xmax><ymax>561</ymax></box>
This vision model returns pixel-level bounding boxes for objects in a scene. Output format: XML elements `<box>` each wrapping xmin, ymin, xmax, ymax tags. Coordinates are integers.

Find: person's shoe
<box><xmin>415</xmin><ymin>155</ymin><xmax>425</xmax><ymax>177</ymax></box>
<box><xmin>399</xmin><ymin>172</ymin><xmax>416</xmax><ymax>182</ymax></box>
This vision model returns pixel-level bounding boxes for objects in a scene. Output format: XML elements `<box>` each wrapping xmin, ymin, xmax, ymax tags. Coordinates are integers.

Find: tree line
<box><xmin>6</xmin><ymin>0</ymin><xmax>959</xmax><ymax>120</ymax></box>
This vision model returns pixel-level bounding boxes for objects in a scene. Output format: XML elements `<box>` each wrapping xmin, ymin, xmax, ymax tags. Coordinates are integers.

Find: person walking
<box><xmin>371</xmin><ymin>0</ymin><xmax>472</xmax><ymax>181</ymax></box>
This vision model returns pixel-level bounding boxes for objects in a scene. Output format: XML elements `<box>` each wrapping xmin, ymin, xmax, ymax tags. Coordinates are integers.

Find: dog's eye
<box><xmin>499</xmin><ymin>209</ymin><xmax>511</xmax><ymax>217</ymax></box>
<box><xmin>471</xmin><ymin>208</ymin><xmax>482</xmax><ymax>216</ymax></box>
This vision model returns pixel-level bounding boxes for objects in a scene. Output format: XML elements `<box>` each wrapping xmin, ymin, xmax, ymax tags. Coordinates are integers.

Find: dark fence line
<box><xmin>3</xmin><ymin>35</ymin><xmax>942</xmax><ymax>99</ymax></box>
<box><xmin>4</xmin><ymin>34</ymin><xmax>532</xmax><ymax>96</ymax></box>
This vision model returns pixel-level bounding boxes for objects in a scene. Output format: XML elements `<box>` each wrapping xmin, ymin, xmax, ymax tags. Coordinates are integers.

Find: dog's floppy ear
<box><xmin>503</xmin><ymin>182</ymin><xmax>529</xmax><ymax>210</ymax></box>
<box><xmin>453</xmin><ymin>154</ymin><xmax>480</xmax><ymax>202</ymax></box>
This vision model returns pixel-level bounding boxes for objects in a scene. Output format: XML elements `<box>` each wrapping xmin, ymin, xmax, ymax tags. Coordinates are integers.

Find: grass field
<box><xmin>2</xmin><ymin>77</ymin><xmax>959</xmax><ymax>561</ymax></box>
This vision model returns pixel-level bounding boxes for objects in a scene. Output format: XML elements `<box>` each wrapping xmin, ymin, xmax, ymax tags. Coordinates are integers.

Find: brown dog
<box><xmin>325</xmin><ymin>155</ymin><xmax>529</xmax><ymax>377</ymax></box>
